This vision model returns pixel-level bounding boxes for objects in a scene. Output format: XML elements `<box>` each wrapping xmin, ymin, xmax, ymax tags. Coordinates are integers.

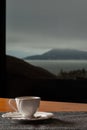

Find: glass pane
<box><xmin>6</xmin><ymin>0</ymin><xmax>87</xmax><ymax>102</ymax></box>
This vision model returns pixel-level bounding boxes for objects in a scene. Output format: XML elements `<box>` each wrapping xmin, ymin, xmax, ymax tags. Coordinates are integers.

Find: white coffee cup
<box><xmin>9</xmin><ymin>96</ymin><xmax>41</xmax><ymax>118</ymax></box>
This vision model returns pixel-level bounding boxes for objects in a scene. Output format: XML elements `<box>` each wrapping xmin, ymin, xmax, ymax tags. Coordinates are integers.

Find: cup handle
<box><xmin>8</xmin><ymin>99</ymin><xmax>18</xmax><ymax>112</ymax></box>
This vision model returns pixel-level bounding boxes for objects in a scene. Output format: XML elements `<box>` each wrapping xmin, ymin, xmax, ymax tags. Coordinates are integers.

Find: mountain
<box><xmin>6</xmin><ymin>55</ymin><xmax>57</xmax><ymax>98</ymax></box>
<box><xmin>23</xmin><ymin>49</ymin><xmax>87</xmax><ymax>60</ymax></box>
<box><xmin>7</xmin><ymin>55</ymin><xmax>56</xmax><ymax>79</ymax></box>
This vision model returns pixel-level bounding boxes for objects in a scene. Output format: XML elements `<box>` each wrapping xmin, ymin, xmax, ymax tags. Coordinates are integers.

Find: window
<box><xmin>6</xmin><ymin>0</ymin><xmax>87</xmax><ymax>103</ymax></box>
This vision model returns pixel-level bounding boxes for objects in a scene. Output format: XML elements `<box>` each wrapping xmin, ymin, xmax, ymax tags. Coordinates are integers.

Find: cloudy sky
<box><xmin>6</xmin><ymin>0</ymin><xmax>87</xmax><ymax>58</ymax></box>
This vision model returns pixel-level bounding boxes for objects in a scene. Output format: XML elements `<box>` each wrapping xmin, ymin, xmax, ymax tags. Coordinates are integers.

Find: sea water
<box><xmin>25</xmin><ymin>60</ymin><xmax>87</xmax><ymax>75</ymax></box>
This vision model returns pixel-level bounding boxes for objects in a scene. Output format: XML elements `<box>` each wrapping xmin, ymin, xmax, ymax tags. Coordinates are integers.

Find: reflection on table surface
<box><xmin>0</xmin><ymin>98</ymin><xmax>87</xmax><ymax>112</ymax></box>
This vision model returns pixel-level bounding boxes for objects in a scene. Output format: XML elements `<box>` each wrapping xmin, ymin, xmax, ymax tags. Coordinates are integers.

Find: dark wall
<box><xmin>6</xmin><ymin>78</ymin><xmax>87</xmax><ymax>103</ymax></box>
<box><xmin>0</xmin><ymin>0</ymin><xmax>6</xmax><ymax>97</ymax></box>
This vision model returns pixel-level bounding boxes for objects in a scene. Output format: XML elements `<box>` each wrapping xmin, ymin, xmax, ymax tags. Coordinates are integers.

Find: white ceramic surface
<box><xmin>2</xmin><ymin>111</ymin><xmax>54</xmax><ymax>121</ymax></box>
<box><xmin>9</xmin><ymin>96</ymin><xmax>41</xmax><ymax>118</ymax></box>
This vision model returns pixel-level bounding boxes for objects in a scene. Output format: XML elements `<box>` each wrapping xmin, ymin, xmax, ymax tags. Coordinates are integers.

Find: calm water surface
<box><xmin>25</xmin><ymin>60</ymin><xmax>87</xmax><ymax>75</ymax></box>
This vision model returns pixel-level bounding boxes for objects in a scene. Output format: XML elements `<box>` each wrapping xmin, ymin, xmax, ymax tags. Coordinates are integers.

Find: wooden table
<box><xmin>0</xmin><ymin>98</ymin><xmax>87</xmax><ymax>112</ymax></box>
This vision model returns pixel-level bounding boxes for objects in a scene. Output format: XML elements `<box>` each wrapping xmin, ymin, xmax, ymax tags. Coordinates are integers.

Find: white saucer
<box><xmin>2</xmin><ymin>111</ymin><xmax>54</xmax><ymax>121</ymax></box>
